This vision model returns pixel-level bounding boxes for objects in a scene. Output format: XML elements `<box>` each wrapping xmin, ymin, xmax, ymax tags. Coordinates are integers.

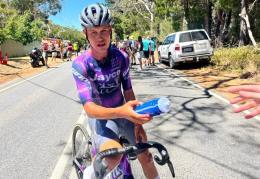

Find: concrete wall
<box><xmin>0</xmin><ymin>39</ymin><xmax>41</xmax><ymax>58</ymax></box>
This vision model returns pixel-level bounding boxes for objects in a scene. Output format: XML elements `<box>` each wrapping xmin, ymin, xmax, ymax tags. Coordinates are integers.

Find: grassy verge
<box><xmin>211</xmin><ymin>46</ymin><xmax>260</xmax><ymax>80</ymax></box>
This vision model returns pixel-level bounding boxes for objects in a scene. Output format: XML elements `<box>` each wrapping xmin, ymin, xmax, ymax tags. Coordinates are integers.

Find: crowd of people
<box><xmin>40</xmin><ymin>39</ymin><xmax>81</xmax><ymax>68</ymax></box>
<box><xmin>112</xmin><ymin>36</ymin><xmax>157</xmax><ymax>70</ymax></box>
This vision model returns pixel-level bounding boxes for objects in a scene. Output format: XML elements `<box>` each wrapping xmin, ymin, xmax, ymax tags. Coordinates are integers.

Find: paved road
<box><xmin>0</xmin><ymin>62</ymin><xmax>259</xmax><ymax>179</ymax></box>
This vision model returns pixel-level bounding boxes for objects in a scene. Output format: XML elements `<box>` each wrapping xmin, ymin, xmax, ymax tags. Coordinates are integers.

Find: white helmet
<box><xmin>80</xmin><ymin>3</ymin><xmax>112</xmax><ymax>28</ymax></box>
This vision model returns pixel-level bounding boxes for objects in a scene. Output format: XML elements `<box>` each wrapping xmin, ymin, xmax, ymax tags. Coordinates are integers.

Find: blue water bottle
<box><xmin>135</xmin><ymin>97</ymin><xmax>171</xmax><ymax>116</ymax></box>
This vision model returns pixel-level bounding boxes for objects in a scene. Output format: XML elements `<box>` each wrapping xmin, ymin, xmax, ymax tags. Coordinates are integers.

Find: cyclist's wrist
<box><xmin>114</xmin><ymin>106</ymin><xmax>127</xmax><ymax>119</ymax></box>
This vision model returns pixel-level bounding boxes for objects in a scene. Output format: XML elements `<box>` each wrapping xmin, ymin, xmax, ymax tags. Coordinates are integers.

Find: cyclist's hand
<box><xmin>135</xmin><ymin>125</ymin><xmax>147</xmax><ymax>143</ymax></box>
<box><xmin>118</xmin><ymin>100</ymin><xmax>152</xmax><ymax>125</ymax></box>
<box><xmin>228</xmin><ymin>84</ymin><xmax>260</xmax><ymax>119</ymax></box>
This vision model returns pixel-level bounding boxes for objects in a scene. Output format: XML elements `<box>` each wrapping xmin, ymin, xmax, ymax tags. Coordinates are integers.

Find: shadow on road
<box><xmin>152</xmin><ymin>133</ymin><xmax>259</xmax><ymax>179</ymax></box>
<box><xmin>130</xmin><ymin>65</ymin><xmax>259</xmax><ymax>179</ymax></box>
<box><xmin>1</xmin><ymin>63</ymin><xmax>23</xmax><ymax>69</ymax></box>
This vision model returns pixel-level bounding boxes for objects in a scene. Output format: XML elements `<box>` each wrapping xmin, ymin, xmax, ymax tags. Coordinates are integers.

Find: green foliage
<box><xmin>4</xmin><ymin>11</ymin><xmax>46</xmax><ymax>45</ymax></box>
<box><xmin>31</xmin><ymin>19</ymin><xmax>46</xmax><ymax>41</ymax></box>
<box><xmin>217</xmin><ymin>0</ymin><xmax>237</xmax><ymax>11</ymax></box>
<box><xmin>0</xmin><ymin>1</ymin><xmax>17</xmax><ymax>28</ymax></box>
<box><xmin>15</xmin><ymin>11</ymin><xmax>34</xmax><ymax>45</ymax></box>
<box><xmin>10</xmin><ymin>0</ymin><xmax>62</xmax><ymax>17</ymax></box>
<box><xmin>0</xmin><ymin>29</ymin><xmax>6</xmax><ymax>44</ymax></box>
<box><xmin>112</xmin><ymin>15</ymin><xmax>124</xmax><ymax>40</ymax></box>
<box><xmin>5</xmin><ymin>13</ymin><xmax>19</xmax><ymax>41</ymax></box>
<box><xmin>157</xmin><ymin>18</ymin><xmax>174</xmax><ymax>42</ymax></box>
<box><xmin>155</xmin><ymin>0</ymin><xmax>181</xmax><ymax>19</ymax></box>
<box><xmin>112</xmin><ymin>11</ymin><xmax>149</xmax><ymax>40</ymax></box>
<box><xmin>59</xmin><ymin>28</ymin><xmax>86</xmax><ymax>47</ymax></box>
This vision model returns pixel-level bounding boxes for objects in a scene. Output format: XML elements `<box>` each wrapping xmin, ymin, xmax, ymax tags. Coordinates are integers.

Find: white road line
<box><xmin>157</xmin><ymin>64</ymin><xmax>260</xmax><ymax>121</ymax></box>
<box><xmin>49</xmin><ymin>110</ymin><xmax>87</xmax><ymax>179</ymax></box>
<box><xmin>0</xmin><ymin>63</ymin><xmax>67</xmax><ymax>93</ymax></box>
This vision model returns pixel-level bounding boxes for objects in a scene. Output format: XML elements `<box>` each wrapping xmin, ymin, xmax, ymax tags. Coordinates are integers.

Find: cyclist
<box><xmin>72</xmin><ymin>3</ymin><xmax>160</xmax><ymax>179</ymax></box>
<box><xmin>228</xmin><ymin>84</ymin><xmax>260</xmax><ymax>119</ymax></box>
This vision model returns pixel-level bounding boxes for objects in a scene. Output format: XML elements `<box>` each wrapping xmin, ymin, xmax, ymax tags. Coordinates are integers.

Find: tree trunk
<box><xmin>150</xmin><ymin>13</ymin><xmax>154</xmax><ymax>34</ymax></box>
<box><xmin>239</xmin><ymin>0</ymin><xmax>257</xmax><ymax>46</ymax></box>
<box><xmin>207</xmin><ymin>1</ymin><xmax>213</xmax><ymax>38</ymax></box>
<box><xmin>183</xmin><ymin>0</ymin><xmax>190</xmax><ymax>30</ymax></box>
<box><xmin>214</xmin><ymin>9</ymin><xmax>223</xmax><ymax>47</ymax></box>
<box><xmin>239</xmin><ymin>0</ymin><xmax>249</xmax><ymax>46</ymax></box>
<box><xmin>221</xmin><ymin>10</ymin><xmax>232</xmax><ymax>45</ymax></box>
<box><xmin>204</xmin><ymin>0</ymin><xmax>209</xmax><ymax>34</ymax></box>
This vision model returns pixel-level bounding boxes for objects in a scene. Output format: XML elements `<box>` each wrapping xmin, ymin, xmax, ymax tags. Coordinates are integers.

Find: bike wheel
<box><xmin>72</xmin><ymin>124</ymin><xmax>92</xmax><ymax>179</ymax></box>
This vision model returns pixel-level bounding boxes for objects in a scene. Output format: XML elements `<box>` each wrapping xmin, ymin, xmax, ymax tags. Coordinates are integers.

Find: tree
<box><xmin>107</xmin><ymin>0</ymin><xmax>156</xmax><ymax>34</ymax></box>
<box><xmin>4</xmin><ymin>11</ymin><xmax>45</xmax><ymax>44</ymax></box>
<box><xmin>0</xmin><ymin>29</ymin><xmax>6</xmax><ymax>44</ymax></box>
<box><xmin>239</xmin><ymin>0</ymin><xmax>257</xmax><ymax>46</ymax></box>
<box><xmin>0</xmin><ymin>1</ymin><xmax>16</xmax><ymax>28</ymax></box>
<box><xmin>9</xmin><ymin>0</ymin><xmax>62</xmax><ymax>18</ymax></box>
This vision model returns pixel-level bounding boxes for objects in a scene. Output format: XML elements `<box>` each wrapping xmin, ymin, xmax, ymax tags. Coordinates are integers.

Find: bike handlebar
<box><xmin>93</xmin><ymin>141</ymin><xmax>175</xmax><ymax>178</ymax></box>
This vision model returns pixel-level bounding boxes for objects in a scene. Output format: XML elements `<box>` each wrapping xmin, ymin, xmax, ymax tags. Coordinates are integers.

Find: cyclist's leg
<box><xmin>118</xmin><ymin>119</ymin><xmax>159</xmax><ymax>179</ymax></box>
<box><xmin>138</xmin><ymin>149</ymin><xmax>159</xmax><ymax>179</ymax></box>
<box><xmin>91</xmin><ymin>119</ymin><xmax>124</xmax><ymax>171</ymax></box>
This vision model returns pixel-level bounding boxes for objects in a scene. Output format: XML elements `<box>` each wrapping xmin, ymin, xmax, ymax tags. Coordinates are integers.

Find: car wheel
<box><xmin>169</xmin><ymin>55</ymin><xmax>176</xmax><ymax>69</ymax></box>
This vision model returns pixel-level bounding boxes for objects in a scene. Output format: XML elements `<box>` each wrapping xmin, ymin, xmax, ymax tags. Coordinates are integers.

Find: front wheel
<box><xmin>72</xmin><ymin>124</ymin><xmax>92</xmax><ymax>179</ymax></box>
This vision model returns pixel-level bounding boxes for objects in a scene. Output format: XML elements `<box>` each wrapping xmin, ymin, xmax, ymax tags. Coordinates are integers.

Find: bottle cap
<box><xmin>158</xmin><ymin>97</ymin><xmax>171</xmax><ymax>113</ymax></box>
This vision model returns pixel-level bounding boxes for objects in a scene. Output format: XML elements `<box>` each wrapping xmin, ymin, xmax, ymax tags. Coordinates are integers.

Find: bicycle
<box><xmin>72</xmin><ymin>123</ymin><xmax>175</xmax><ymax>179</ymax></box>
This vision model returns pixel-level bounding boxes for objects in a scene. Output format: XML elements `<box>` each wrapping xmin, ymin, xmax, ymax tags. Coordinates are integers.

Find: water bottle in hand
<box><xmin>135</xmin><ymin>97</ymin><xmax>171</xmax><ymax>116</ymax></box>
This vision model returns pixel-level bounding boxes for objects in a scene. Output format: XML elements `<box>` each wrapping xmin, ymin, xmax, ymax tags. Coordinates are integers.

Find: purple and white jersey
<box><xmin>72</xmin><ymin>47</ymin><xmax>132</xmax><ymax>108</ymax></box>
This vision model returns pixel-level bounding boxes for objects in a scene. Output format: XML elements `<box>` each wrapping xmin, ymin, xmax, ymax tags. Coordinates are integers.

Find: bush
<box><xmin>158</xmin><ymin>18</ymin><xmax>174</xmax><ymax>42</ymax></box>
<box><xmin>211</xmin><ymin>46</ymin><xmax>260</xmax><ymax>77</ymax></box>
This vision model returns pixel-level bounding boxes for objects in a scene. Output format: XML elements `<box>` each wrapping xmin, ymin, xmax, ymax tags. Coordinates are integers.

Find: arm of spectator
<box><xmin>228</xmin><ymin>84</ymin><xmax>260</xmax><ymax>119</ymax></box>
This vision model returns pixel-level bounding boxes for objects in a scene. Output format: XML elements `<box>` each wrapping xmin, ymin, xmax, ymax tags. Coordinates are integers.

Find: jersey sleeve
<box><xmin>72</xmin><ymin>61</ymin><xmax>93</xmax><ymax>105</ymax></box>
<box><xmin>120</xmin><ymin>52</ymin><xmax>132</xmax><ymax>91</ymax></box>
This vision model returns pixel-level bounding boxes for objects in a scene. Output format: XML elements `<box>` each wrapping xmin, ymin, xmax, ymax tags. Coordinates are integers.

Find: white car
<box><xmin>158</xmin><ymin>29</ymin><xmax>213</xmax><ymax>68</ymax></box>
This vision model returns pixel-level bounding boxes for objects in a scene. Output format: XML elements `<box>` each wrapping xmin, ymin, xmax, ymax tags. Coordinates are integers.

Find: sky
<box><xmin>49</xmin><ymin>0</ymin><xmax>105</xmax><ymax>30</ymax></box>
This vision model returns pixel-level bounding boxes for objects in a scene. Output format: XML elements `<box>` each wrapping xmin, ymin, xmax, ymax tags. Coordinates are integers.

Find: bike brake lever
<box><xmin>146</xmin><ymin>141</ymin><xmax>169</xmax><ymax>165</ymax></box>
<box><xmin>167</xmin><ymin>160</ymin><xmax>175</xmax><ymax>178</ymax></box>
<box><xmin>147</xmin><ymin>141</ymin><xmax>175</xmax><ymax>178</ymax></box>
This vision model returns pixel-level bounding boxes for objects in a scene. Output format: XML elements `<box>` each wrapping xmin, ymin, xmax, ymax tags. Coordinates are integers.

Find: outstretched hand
<box><xmin>118</xmin><ymin>100</ymin><xmax>152</xmax><ymax>125</ymax></box>
<box><xmin>228</xmin><ymin>84</ymin><xmax>260</xmax><ymax>119</ymax></box>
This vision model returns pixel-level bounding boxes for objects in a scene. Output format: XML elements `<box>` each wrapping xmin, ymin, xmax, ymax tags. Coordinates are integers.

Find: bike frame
<box><xmin>73</xmin><ymin>124</ymin><xmax>175</xmax><ymax>179</ymax></box>
<box><xmin>74</xmin><ymin>139</ymin><xmax>134</xmax><ymax>179</ymax></box>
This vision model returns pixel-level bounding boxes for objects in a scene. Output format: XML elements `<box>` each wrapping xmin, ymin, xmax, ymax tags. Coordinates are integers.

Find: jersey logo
<box><xmin>98</xmin><ymin>81</ymin><xmax>119</xmax><ymax>94</ymax></box>
<box><xmin>94</xmin><ymin>69</ymin><xmax>120</xmax><ymax>82</ymax></box>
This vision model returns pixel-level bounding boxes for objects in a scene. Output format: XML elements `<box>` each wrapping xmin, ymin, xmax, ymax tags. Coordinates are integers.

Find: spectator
<box><xmin>130</xmin><ymin>39</ymin><xmax>137</xmax><ymax>66</ymax></box>
<box><xmin>67</xmin><ymin>43</ymin><xmax>73</xmax><ymax>61</ymax></box>
<box><xmin>142</xmin><ymin>36</ymin><xmax>150</xmax><ymax>66</ymax></box>
<box><xmin>51</xmin><ymin>43</ymin><xmax>57</xmax><ymax>62</ymax></box>
<box><xmin>60</xmin><ymin>41</ymin><xmax>64</xmax><ymax>61</ymax></box>
<box><xmin>136</xmin><ymin>36</ymin><xmax>144</xmax><ymax>70</ymax></box>
<box><xmin>149</xmin><ymin>37</ymin><xmax>156</xmax><ymax>66</ymax></box>
<box><xmin>73</xmin><ymin>42</ymin><xmax>79</xmax><ymax>56</ymax></box>
<box><xmin>228</xmin><ymin>84</ymin><xmax>260</xmax><ymax>119</ymax></box>
<box><xmin>41</xmin><ymin>41</ymin><xmax>49</xmax><ymax>68</ymax></box>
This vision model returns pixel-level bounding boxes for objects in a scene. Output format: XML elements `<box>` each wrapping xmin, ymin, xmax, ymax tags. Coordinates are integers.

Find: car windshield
<box><xmin>191</xmin><ymin>31</ymin><xmax>208</xmax><ymax>40</ymax></box>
